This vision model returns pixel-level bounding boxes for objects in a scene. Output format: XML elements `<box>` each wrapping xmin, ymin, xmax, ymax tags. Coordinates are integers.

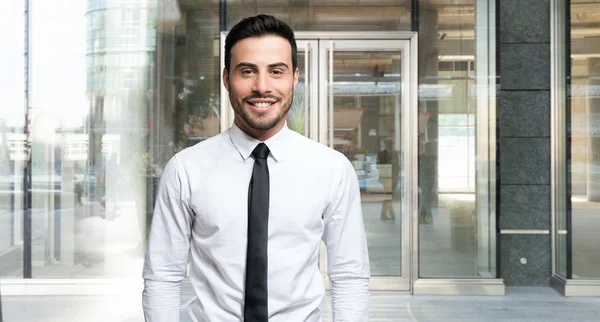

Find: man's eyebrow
<box><xmin>268</xmin><ymin>62</ymin><xmax>289</xmax><ymax>69</ymax></box>
<box><xmin>234</xmin><ymin>62</ymin><xmax>257</xmax><ymax>70</ymax></box>
<box><xmin>233</xmin><ymin>62</ymin><xmax>290</xmax><ymax>70</ymax></box>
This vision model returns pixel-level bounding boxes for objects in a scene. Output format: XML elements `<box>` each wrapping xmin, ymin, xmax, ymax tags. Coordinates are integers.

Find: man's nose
<box><xmin>252</xmin><ymin>73</ymin><xmax>270</xmax><ymax>94</ymax></box>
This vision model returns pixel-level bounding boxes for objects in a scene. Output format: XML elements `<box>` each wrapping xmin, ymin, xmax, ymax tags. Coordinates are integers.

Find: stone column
<box><xmin>499</xmin><ymin>0</ymin><xmax>551</xmax><ymax>286</ymax></box>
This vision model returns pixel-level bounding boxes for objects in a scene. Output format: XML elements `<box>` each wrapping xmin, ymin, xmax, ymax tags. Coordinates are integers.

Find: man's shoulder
<box><xmin>287</xmin><ymin>131</ymin><xmax>350</xmax><ymax>166</ymax></box>
<box><xmin>174</xmin><ymin>129</ymin><xmax>231</xmax><ymax>163</ymax></box>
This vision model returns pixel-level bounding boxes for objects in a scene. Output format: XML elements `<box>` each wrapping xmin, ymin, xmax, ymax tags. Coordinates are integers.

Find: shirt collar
<box><xmin>229</xmin><ymin>121</ymin><xmax>290</xmax><ymax>162</ymax></box>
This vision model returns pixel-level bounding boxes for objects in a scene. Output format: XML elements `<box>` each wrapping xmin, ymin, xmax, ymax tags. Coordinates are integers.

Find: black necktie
<box><xmin>244</xmin><ymin>143</ymin><xmax>270</xmax><ymax>321</ymax></box>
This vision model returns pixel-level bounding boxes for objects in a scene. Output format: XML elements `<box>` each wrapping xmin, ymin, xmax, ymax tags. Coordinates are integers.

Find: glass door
<box><xmin>316</xmin><ymin>37</ymin><xmax>415</xmax><ymax>291</ymax></box>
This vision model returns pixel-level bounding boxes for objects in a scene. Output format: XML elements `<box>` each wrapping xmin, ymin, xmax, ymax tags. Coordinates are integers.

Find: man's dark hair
<box><xmin>225</xmin><ymin>14</ymin><xmax>297</xmax><ymax>73</ymax></box>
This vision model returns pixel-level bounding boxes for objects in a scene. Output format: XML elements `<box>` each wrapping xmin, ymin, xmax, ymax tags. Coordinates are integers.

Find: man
<box><xmin>142</xmin><ymin>14</ymin><xmax>370</xmax><ymax>322</ymax></box>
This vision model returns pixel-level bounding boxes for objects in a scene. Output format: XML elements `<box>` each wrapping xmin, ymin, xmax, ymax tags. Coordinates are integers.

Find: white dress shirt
<box><xmin>142</xmin><ymin>122</ymin><xmax>370</xmax><ymax>322</ymax></box>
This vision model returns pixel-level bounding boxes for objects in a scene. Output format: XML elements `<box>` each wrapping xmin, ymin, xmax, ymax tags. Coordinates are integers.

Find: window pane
<box><xmin>227</xmin><ymin>0</ymin><xmax>412</xmax><ymax>31</ymax></box>
<box><xmin>3</xmin><ymin>0</ymin><xmax>222</xmax><ymax>280</ymax></box>
<box><xmin>417</xmin><ymin>0</ymin><xmax>497</xmax><ymax>278</ymax></box>
<box><xmin>328</xmin><ymin>50</ymin><xmax>404</xmax><ymax>277</ymax></box>
<box><xmin>569</xmin><ymin>0</ymin><xmax>600</xmax><ymax>280</ymax></box>
<box><xmin>0</xmin><ymin>0</ymin><xmax>26</xmax><ymax>278</ymax></box>
<box><xmin>554</xmin><ymin>0</ymin><xmax>569</xmax><ymax>279</ymax></box>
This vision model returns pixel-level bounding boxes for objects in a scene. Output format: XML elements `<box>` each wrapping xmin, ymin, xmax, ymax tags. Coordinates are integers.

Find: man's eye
<box><xmin>271</xmin><ymin>70</ymin><xmax>283</xmax><ymax>75</ymax></box>
<box><xmin>241</xmin><ymin>69</ymin><xmax>255</xmax><ymax>74</ymax></box>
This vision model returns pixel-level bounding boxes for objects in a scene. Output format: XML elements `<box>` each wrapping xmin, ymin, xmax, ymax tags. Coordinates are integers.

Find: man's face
<box><xmin>223</xmin><ymin>35</ymin><xmax>299</xmax><ymax>133</ymax></box>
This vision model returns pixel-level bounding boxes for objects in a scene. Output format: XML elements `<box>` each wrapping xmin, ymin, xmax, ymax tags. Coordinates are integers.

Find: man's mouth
<box><xmin>247</xmin><ymin>100</ymin><xmax>277</xmax><ymax>109</ymax></box>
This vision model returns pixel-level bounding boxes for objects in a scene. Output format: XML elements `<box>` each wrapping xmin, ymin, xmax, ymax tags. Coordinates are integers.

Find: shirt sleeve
<box><xmin>322</xmin><ymin>156</ymin><xmax>371</xmax><ymax>322</ymax></box>
<box><xmin>142</xmin><ymin>155</ymin><xmax>193</xmax><ymax>322</ymax></box>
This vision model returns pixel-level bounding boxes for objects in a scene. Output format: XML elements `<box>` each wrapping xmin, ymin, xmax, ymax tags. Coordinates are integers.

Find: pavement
<box><xmin>2</xmin><ymin>287</ymin><xmax>600</xmax><ymax>321</ymax></box>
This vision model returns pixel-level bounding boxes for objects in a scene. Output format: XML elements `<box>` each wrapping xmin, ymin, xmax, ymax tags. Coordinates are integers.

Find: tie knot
<box><xmin>252</xmin><ymin>143</ymin><xmax>270</xmax><ymax>160</ymax></box>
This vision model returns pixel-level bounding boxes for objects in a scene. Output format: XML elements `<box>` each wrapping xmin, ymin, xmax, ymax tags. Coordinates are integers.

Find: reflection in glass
<box><xmin>417</xmin><ymin>1</ymin><xmax>496</xmax><ymax>278</ymax></box>
<box><xmin>227</xmin><ymin>0</ymin><xmax>412</xmax><ymax>31</ymax></box>
<box><xmin>289</xmin><ymin>50</ymin><xmax>309</xmax><ymax>136</ymax></box>
<box><xmin>329</xmin><ymin>51</ymin><xmax>403</xmax><ymax>277</ymax></box>
<box><xmin>0</xmin><ymin>1</ymin><xmax>26</xmax><ymax>278</ymax></box>
<box><xmin>0</xmin><ymin>0</ymin><xmax>222</xmax><ymax>279</ymax></box>
<box><xmin>23</xmin><ymin>0</ymin><xmax>155</xmax><ymax>277</ymax></box>
<box><xmin>568</xmin><ymin>0</ymin><xmax>600</xmax><ymax>279</ymax></box>
<box><xmin>0</xmin><ymin>0</ymin><xmax>498</xmax><ymax>290</ymax></box>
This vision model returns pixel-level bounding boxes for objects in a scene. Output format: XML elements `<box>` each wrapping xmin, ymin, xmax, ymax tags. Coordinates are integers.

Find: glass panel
<box><xmin>26</xmin><ymin>0</ymin><xmax>150</xmax><ymax>277</ymax></box>
<box><xmin>0</xmin><ymin>0</ymin><xmax>223</xmax><ymax>279</ymax></box>
<box><xmin>554</xmin><ymin>0</ymin><xmax>568</xmax><ymax>279</ymax></box>
<box><xmin>0</xmin><ymin>1</ymin><xmax>26</xmax><ymax>278</ymax></box>
<box><xmin>569</xmin><ymin>0</ymin><xmax>600</xmax><ymax>279</ymax></box>
<box><xmin>227</xmin><ymin>0</ymin><xmax>412</xmax><ymax>31</ymax></box>
<box><xmin>328</xmin><ymin>50</ymin><xmax>403</xmax><ymax>277</ymax></box>
<box><xmin>418</xmin><ymin>0</ymin><xmax>496</xmax><ymax>278</ymax></box>
<box><xmin>288</xmin><ymin>46</ymin><xmax>309</xmax><ymax>136</ymax></box>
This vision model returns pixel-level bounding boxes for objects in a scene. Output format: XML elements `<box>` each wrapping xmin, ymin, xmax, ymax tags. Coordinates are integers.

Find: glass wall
<box><xmin>553</xmin><ymin>0</ymin><xmax>569</xmax><ymax>280</ymax></box>
<box><xmin>0</xmin><ymin>0</ymin><xmax>415</xmax><ymax>280</ymax></box>
<box><xmin>1</xmin><ymin>0</ymin><xmax>497</xmax><ymax>316</ymax></box>
<box><xmin>556</xmin><ymin>0</ymin><xmax>600</xmax><ymax>280</ymax></box>
<box><xmin>0</xmin><ymin>0</ymin><xmax>26</xmax><ymax>278</ymax></box>
<box><xmin>223</xmin><ymin>0</ymin><xmax>497</xmax><ymax>280</ymax></box>
<box><xmin>226</xmin><ymin>0</ymin><xmax>412</xmax><ymax>31</ymax></box>
<box><xmin>569</xmin><ymin>0</ymin><xmax>600</xmax><ymax>280</ymax></box>
<box><xmin>417</xmin><ymin>0</ymin><xmax>497</xmax><ymax>278</ymax></box>
<box><xmin>0</xmin><ymin>0</ymin><xmax>221</xmax><ymax>279</ymax></box>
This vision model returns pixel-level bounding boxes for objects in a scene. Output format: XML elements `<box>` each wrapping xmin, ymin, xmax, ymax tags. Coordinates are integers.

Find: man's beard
<box><xmin>230</xmin><ymin>89</ymin><xmax>294</xmax><ymax>131</ymax></box>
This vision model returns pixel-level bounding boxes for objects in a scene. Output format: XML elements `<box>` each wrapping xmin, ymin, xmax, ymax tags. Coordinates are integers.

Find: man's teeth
<box><xmin>254</xmin><ymin>102</ymin><xmax>272</xmax><ymax>108</ymax></box>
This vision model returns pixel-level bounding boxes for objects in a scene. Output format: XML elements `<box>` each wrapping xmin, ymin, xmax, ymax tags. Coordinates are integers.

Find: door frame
<box><xmin>314</xmin><ymin>33</ymin><xmax>417</xmax><ymax>292</ymax></box>
<box><xmin>219</xmin><ymin>31</ymin><xmax>419</xmax><ymax>292</ymax></box>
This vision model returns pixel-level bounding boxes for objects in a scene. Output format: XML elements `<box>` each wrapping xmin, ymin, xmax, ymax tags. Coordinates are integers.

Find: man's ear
<box><xmin>293</xmin><ymin>67</ymin><xmax>299</xmax><ymax>88</ymax></box>
<box><xmin>222</xmin><ymin>68</ymin><xmax>230</xmax><ymax>91</ymax></box>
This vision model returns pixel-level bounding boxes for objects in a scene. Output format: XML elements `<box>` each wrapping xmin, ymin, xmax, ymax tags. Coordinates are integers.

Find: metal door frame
<box><xmin>314</xmin><ymin>33</ymin><xmax>416</xmax><ymax>292</ymax></box>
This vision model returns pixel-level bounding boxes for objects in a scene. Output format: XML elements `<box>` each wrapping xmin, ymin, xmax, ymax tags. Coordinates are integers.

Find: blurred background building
<box><xmin>0</xmin><ymin>0</ymin><xmax>599</xmax><ymax>320</ymax></box>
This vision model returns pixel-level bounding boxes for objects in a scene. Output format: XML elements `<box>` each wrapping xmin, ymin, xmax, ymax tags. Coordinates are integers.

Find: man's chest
<box><xmin>187</xmin><ymin>163</ymin><xmax>331</xmax><ymax>242</ymax></box>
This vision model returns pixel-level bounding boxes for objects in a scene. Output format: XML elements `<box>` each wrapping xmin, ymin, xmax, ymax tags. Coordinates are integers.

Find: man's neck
<box><xmin>234</xmin><ymin>117</ymin><xmax>285</xmax><ymax>142</ymax></box>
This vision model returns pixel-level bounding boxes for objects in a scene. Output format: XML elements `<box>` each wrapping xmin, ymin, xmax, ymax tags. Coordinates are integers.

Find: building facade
<box><xmin>0</xmin><ymin>0</ymin><xmax>598</xmax><ymax>310</ymax></box>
